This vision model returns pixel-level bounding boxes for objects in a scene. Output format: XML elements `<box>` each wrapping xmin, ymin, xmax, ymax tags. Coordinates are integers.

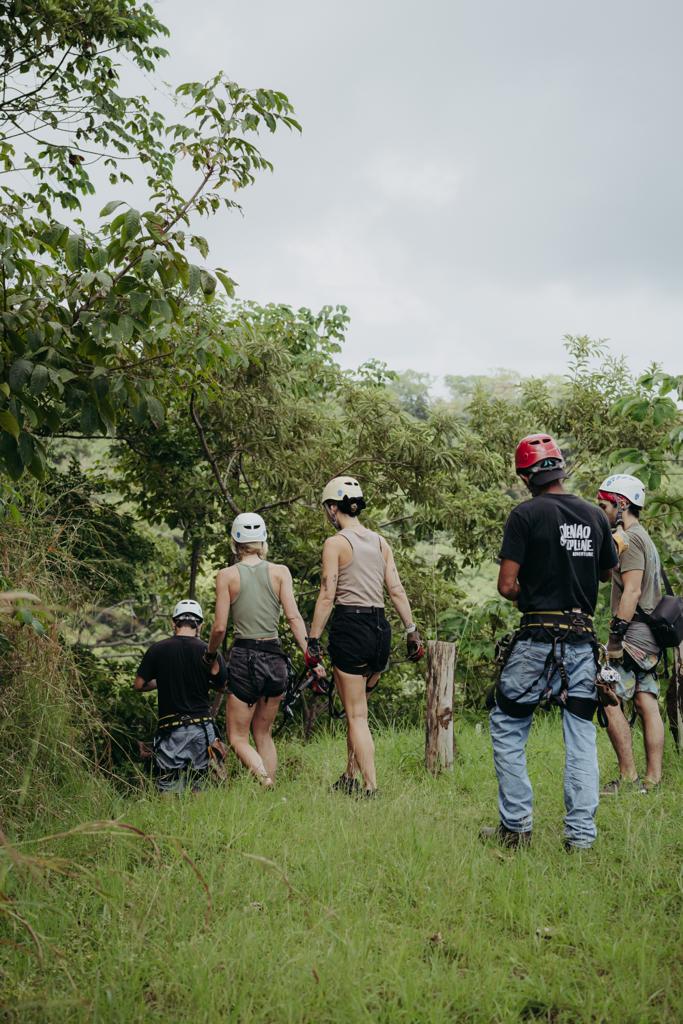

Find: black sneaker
<box><xmin>601</xmin><ymin>776</ymin><xmax>646</xmax><ymax>796</ymax></box>
<box><xmin>479</xmin><ymin>824</ymin><xmax>532</xmax><ymax>849</ymax></box>
<box><xmin>331</xmin><ymin>774</ymin><xmax>360</xmax><ymax>796</ymax></box>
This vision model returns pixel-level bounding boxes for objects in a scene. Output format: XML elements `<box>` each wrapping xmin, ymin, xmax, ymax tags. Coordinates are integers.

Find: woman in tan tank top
<box><xmin>306</xmin><ymin>477</ymin><xmax>424</xmax><ymax>796</ymax></box>
<box><xmin>203</xmin><ymin>512</ymin><xmax>324</xmax><ymax>786</ymax></box>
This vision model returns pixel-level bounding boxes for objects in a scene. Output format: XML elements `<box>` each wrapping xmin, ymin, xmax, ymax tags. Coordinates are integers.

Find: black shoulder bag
<box><xmin>637</xmin><ymin>565</ymin><xmax>683</xmax><ymax>650</ymax></box>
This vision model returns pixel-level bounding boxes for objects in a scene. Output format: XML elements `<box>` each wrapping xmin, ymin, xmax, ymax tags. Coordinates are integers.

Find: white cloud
<box><xmin>363</xmin><ymin>152</ymin><xmax>462</xmax><ymax>208</ymax></box>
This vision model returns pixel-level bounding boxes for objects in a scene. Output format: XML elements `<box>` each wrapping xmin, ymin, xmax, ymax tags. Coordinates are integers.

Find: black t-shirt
<box><xmin>499</xmin><ymin>493</ymin><xmax>617</xmax><ymax>615</ymax></box>
<box><xmin>136</xmin><ymin>636</ymin><xmax>227</xmax><ymax>719</ymax></box>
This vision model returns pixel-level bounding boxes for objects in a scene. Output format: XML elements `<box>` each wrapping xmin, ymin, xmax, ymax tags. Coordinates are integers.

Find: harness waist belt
<box><xmin>520</xmin><ymin>610</ymin><xmax>594</xmax><ymax>633</ymax></box>
<box><xmin>494</xmin><ymin>687</ymin><xmax>597</xmax><ymax>722</ymax></box>
<box><xmin>233</xmin><ymin>637</ymin><xmax>283</xmax><ymax>656</ymax></box>
<box><xmin>157</xmin><ymin>714</ymin><xmax>213</xmax><ymax>732</ymax></box>
<box><xmin>335</xmin><ymin>604</ymin><xmax>384</xmax><ymax>615</ymax></box>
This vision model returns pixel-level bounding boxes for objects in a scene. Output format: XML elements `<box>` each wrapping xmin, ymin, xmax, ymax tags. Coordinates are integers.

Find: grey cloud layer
<box><xmin>121</xmin><ymin>0</ymin><xmax>683</xmax><ymax>374</ymax></box>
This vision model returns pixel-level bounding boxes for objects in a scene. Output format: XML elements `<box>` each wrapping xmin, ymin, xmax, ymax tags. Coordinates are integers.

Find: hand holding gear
<box><xmin>304</xmin><ymin>636</ymin><xmax>323</xmax><ymax>669</ymax></box>
<box><xmin>608</xmin><ymin>616</ymin><xmax>629</xmax><ymax>661</ymax></box>
<box><xmin>406</xmin><ymin>629</ymin><xmax>425</xmax><ymax>662</ymax></box>
<box><xmin>202</xmin><ymin>649</ymin><xmax>218</xmax><ymax>668</ymax></box>
<box><xmin>596</xmin><ymin>662</ymin><xmax>621</xmax><ymax>707</ymax></box>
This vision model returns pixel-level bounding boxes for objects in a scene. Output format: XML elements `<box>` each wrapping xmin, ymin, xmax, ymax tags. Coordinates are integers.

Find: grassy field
<box><xmin>1</xmin><ymin>718</ymin><xmax>682</xmax><ymax>1023</ymax></box>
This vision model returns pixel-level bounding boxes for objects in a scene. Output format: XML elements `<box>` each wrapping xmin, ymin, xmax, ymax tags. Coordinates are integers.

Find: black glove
<box><xmin>305</xmin><ymin>636</ymin><xmax>323</xmax><ymax>669</ymax></box>
<box><xmin>607</xmin><ymin>616</ymin><xmax>630</xmax><ymax>661</ymax></box>
<box><xmin>202</xmin><ymin>649</ymin><xmax>218</xmax><ymax>667</ymax></box>
<box><xmin>406</xmin><ymin>629</ymin><xmax>425</xmax><ymax>662</ymax></box>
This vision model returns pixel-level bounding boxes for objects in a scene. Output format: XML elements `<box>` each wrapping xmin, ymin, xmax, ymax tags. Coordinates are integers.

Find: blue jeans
<box><xmin>489</xmin><ymin>639</ymin><xmax>599</xmax><ymax>848</ymax></box>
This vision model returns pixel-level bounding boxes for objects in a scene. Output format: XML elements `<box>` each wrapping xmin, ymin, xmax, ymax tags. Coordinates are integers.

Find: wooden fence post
<box><xmin>666</xmin><ymin>642</ymin><xmax>683</xmax><ymax>752</ymax></box>
<box><xmin>425</xmin><ymin>640</ymin><xmax>457</xmax><ymax>774</ymax></box>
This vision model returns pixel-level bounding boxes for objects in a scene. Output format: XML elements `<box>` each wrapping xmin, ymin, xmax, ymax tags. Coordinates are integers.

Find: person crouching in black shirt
<box><xmin>481</xmin><ymin>434</ymin><xmax>617</xmax><ymax>850</ymax></box>
<box><xmin>134</xmin><ymin>599</ymin><xmax>227</xmax><ymax>793</ymax></box>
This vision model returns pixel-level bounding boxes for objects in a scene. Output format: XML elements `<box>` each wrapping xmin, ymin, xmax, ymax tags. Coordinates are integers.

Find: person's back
<box><xmin>335</xmin><ymin>526</ymin><xmax>385</xmax><ymax>608</ymax></box>
<box><xmin>231</xmin><ymin>560</ymin><xmax>281</xmax><ymax>639</ymax></box>
<box><xmin>502</xmin><ymin>491</ymin><xmax>615</xmax><ymax>616</ymax></box>
<box><xmin>139</xmin><ymin>634</ymin><xmax>217</xmax><ymax>720</ymax></box>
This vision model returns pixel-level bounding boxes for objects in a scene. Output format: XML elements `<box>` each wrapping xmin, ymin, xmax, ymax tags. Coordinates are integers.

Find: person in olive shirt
<box><xmin>203</xmin><ymin>512</ymin><xmax>325</xmax><ymax>787</ymax></box>
<box><xmin>134</xmin><ymin>599</ymin><xmax>227</xmax><ymax>793</ymax></box>
<box><xmin>482</xmin><ymin>434</ymin><xmax>617</xmax><ymax>850</ymax></box>
<box><xmin>596</xmin><ymin>474</ymin><xmax>664</xmax><ymax>793</ymax></box>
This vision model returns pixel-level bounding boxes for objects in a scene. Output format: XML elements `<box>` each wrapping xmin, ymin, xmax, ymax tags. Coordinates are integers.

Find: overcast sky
<box><xmin>137</xmin><ymin>0</ymin><xmax>683</xmax><ymax>379</ymax></box>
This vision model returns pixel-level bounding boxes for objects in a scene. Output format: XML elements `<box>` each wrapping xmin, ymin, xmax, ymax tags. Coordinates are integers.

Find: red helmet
<box><xmin>515</xmin><ymin>434</ymin><xmax>564</xmax><ymax>477</ymax></box>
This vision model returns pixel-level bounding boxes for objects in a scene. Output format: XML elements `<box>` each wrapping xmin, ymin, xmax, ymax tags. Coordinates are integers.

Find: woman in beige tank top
<box><xmin>203</xmin><ymin>512</ymin><xmax>325</xmax><ymax>786</ymax></box>
<box><xmin>306</xmin><ymin>477</ymin><xmax>424</xmax><ymax>796</ymax></box>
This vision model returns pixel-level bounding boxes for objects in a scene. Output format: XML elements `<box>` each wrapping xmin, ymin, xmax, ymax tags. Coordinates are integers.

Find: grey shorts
<box><xmin>614</xmin><ymin>652</ymin><xmax>660</xmax><ymax>701</ymax></box>
<box><xmin>153</xmin><ymin>721</ymin><xmax>218</xmax><ymax>793</ymax></box>
<box><xmin>228</xmin><ymin>642</ymin><xmax>288</xmax><ymax>706</ymax></box>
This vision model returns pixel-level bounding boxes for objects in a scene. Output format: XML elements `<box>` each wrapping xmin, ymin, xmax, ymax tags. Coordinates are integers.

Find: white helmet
<box><xmin>597</xmin><ymin>474</ymin><xmax>646</xmax><ymax>508</ymax></box>
<box><xmin>172</xmin><ymin>599</ymin><xmax>203</xmax><ymax>622</ymax></box>
<box><xmin>321</xmin><ymin>477</ymin><xmax>365</xmax><ymax>515</ymax></box>
<box><xmin>231</xmin><ymin>512</ymin><xmax>267</xmax><ymax>543</ymax></box>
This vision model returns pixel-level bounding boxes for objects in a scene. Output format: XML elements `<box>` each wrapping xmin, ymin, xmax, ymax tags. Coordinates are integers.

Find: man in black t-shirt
<box><xmin>134</xmin><ymin>599</ymin><xmax>227</xmax><ymax>793</ymax></box>
<box><xmin>481</xmin><ymin>434</ymin><xmax>617</xmax><ymax>851</ymax></box>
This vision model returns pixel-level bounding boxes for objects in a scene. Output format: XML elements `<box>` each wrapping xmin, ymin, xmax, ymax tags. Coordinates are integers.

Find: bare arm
<box><xmin>383</xmin><ymin>542</ymin><xmax>416</xmax><ymax>629</ymax></box>
<box><xmin>310</xmin><ymin>538</ymin><xmax>341</xmax><ymax>638</ymax></box>
<box><xmin>497</xmin><ymin>559</ymin><xmax>521</xmax><ymax>603</ymax></box>
<box><xmin>133</xmin><ymin>674</ymin><xmax>156</xmax><ymax>692</ymax></box>
<box><xmin>206</xmin><ymin>567</ymin><xmax>232</xmax><ymax>655</ymax></box>
<box><xmin>277</xmin><ymin>565</ymin><xmax>308</xmax><ymax>653</ymax></box>
<box><xmin>616</xmin><ymin>569</ymin><xmax>643</xmax><ymax>622</ymax></box>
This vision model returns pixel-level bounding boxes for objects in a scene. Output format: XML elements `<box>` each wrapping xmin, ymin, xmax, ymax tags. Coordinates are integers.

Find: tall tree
<box><xmin>0</xmin><ymin>0</ymin><xmax>299</xmax><ymax>480</ymax></box>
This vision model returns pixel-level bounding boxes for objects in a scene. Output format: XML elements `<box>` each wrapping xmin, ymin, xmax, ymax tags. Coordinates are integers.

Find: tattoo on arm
<box><xmin>322</xmin><ymin>573</ymin><xmax>337</xmax><ymax>595</ymax></box>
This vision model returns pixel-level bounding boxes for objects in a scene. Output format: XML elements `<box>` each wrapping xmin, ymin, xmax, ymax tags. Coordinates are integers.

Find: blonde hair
<box><xmin>231</xmin><ymin>540</ymin><xmax>268</xmax><ymax>560</ymax></box>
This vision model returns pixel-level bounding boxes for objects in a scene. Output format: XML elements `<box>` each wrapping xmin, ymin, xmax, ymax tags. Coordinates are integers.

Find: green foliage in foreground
<box><xmin>2</xmin><ymin>723</ymin><xmax>682</xmax><ymax>1023</ymax></box>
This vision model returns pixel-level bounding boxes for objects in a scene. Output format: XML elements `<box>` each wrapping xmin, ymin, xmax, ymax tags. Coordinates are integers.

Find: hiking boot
<box><xmin>331</xmin><ymin>773</ymin><xmax>360</xmax><ymax>796</ymax></box>
<box><xmin>479</xmin><ymin>824</ymin><xmax>531</xmax><ymax>849</ymax></box>
<box><xmin>600</xmin><ymin>776</ymin><xmax>646</xmax><ymax>796</ymax></box>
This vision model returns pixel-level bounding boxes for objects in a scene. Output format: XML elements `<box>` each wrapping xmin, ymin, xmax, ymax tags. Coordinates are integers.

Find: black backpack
<box><xmin>637</xmin><ymin>566</ymin><xmax>683</xmax><ymax>650</ymax></box>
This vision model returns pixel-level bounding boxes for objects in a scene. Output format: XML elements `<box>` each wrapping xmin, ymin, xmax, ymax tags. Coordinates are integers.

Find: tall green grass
<box><xmin>2</xmin><ymin>719</ymin><xmax>681</xmax><ymax>1023</ymax></box>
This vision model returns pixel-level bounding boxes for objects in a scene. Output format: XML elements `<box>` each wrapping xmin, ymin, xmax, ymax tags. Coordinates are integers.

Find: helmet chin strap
<box><xmin>324</xmin><ymin>505</ymin><xmax>340</xmax><ymax>530</ymax></box>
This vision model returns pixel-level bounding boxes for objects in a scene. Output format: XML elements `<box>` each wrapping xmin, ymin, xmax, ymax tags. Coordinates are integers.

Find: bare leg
<box><xmin>344</xmin><ymin>732</ymin><xmax>357</xmax><ymax>778</ymax></box>
<box><xmin>603</xmin><ymin>701</ymin><xmax>638</xmax><ymax>781</ymax></box>
<box><xmin>635</xmin><ymin>692</ymin><xmax>664</xmax><ymax>785</ymax></box>
<box><xmin>251</xmin><ymin>696</ymin><xmax>283</xmax><ymax>781</ymax></box>
<box><xmin>334</xmin><ymin>668</ymin><xmax>376</xmax><ymax>791</ymax></box>
<box><xmin>227</xmin><ymin>695</ymin><xmax>272</xmax><ymax>784</ymax></box>
<box><xmin>343</xmin><ymin>674</ymin><xmax>379</xmax><ymax>777</ymax></box>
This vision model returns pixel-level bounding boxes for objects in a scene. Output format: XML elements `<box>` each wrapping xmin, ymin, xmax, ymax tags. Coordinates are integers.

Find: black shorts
<box><xmin>228</xmin><ymin>639</ymin><xmax>289</xmax><ymax>706</ymax></box>
<box><xmin>327</xmin><ymin>606</ymin><xmax>391</xmax><ymax>677</ymax></box>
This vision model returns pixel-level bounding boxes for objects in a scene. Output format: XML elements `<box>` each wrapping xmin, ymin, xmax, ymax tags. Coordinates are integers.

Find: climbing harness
<box><xmin>486</xmin><ymin>610</ymin><xmax>601</xmax><ymax>724</ymax></box>
<box><xmin>154</xmin><ymin>713</ymin><xmax>228</xmax><ymax>780</ymax></box>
